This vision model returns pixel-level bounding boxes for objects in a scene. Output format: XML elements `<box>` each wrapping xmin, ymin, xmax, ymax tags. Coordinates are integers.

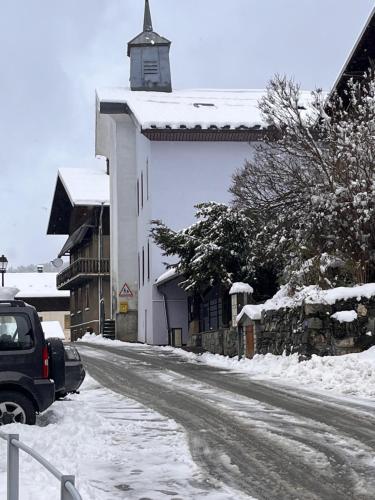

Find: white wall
<box><xmin>150</xmin><ymin>141</ymin><xmax>255</xmax><ymax>279</ymax></box>
<box><xmin>138</xmin><ymin>140</ymin><xmax>256</xmax><ymax>345</ymax></box>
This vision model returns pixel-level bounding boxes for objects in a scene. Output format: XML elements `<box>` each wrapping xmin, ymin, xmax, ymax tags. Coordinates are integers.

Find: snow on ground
<box><xmin>161</xmin><ymin>346</ymin><xmax>375</xmax><ymax>400</ymax></box>
<box><xmin>0</xmin><ymin>376</ymin><xmax>252</xmax><ymax>500</ymax></box>
<box><xmin>80</xmin><ymin>334</ymin><xmax>375</xmax><ymax>400</ymax></box>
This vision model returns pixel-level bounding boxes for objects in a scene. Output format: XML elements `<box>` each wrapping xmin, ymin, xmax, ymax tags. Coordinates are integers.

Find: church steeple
<box><xmin>143</xmin><ymin>0</ymin><xmax>153</xmax><ymax>32</ymax></box>
<box><xmin>127</xmin><ymin>0</ymin><xmax>172</xmax><ymax>93</ymax></box>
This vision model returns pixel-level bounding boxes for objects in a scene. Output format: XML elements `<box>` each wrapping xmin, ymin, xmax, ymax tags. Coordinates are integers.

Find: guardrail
<box><xmin>0</xmin><ymin>431</ymin><xmax>82</xmax><ymax>500</ymax></box>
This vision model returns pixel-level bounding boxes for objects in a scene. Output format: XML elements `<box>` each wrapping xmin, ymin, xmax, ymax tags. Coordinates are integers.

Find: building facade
<box><xmin>95</xmin><ymin>1</ymin><xmax>273</xmax><ymax>345</ymax></box>
<box><xmin>48</xmin><ymin>167</ymin><xmax>111</xmax><ymax>340</ymax></box>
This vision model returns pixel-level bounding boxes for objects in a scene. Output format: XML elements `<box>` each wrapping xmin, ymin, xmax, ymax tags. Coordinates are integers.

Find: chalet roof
<box><xmin>97</xmin><ymin>88</ymin><xmax>313</xmax><ymax>133</ymax></box>
<box><xmin>58</xmin><ymin>167</ymin><xmax>109</xmax><ymax>207</ymax></box>
<box><xmin>5</xmin><ymin>273</ymin><xmax>69</xmax><ymax>298</ymax></box>
<box><xmin>332</xmin><ymin>6</ymin><xmax>375</xmax><ymax>97</ymax></box>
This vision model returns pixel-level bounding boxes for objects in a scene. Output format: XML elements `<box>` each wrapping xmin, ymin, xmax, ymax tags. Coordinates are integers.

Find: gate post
<box><xmin>7</xmin><ymin>434</ymin><xmax>19</xmax><ymax>500</ymax></box>
<box><xmin>61</xmin><ymin>475</ymin><xmax>75</xmax><ymax>500</ymax></box>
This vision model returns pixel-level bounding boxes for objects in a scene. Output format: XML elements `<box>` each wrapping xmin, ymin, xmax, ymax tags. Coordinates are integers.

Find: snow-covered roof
<box><xmin>155</xmin><ymin>268</ymin><xmax>179</xmax><ymax>286</ymax></box>
<box><xmin>41</xmin><ymin>321</ymin><xmax>66</xmax><ymax>339</ymax></box>
<box><xmin>97</xmin><ymin>88</ymin><xmax>314</xmax><ymax>131</ymax></box>
<box><xmin>229</xmin><ymin>282</ymin><xmax>254</xmax><ymax>295</ymax></box>
<box><xmin>4</xmin><ymin>273</ymin><xmax>69</xmax><ymax>298</ymax></box>
<box><xmin>58</xmin><ymin>167</ymin><xmax>110</xmax><ymax>207</ymax></box>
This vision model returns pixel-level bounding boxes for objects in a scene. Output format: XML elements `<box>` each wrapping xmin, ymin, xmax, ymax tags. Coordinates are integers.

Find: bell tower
<box><xmin>127</xmin><ymin>0</ymin><xmax>172</xmax><ymax>92</ymax></box>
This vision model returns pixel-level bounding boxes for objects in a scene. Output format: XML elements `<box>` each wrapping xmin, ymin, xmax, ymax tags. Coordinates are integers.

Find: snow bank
<box><xmin>0</xmin><ymin>376</ymin><xmax>248</xmax><ymax>500</ymax></box>
<box><xmin>41</xmin><ymin>321</ymin><xmax>65</xmax><ymax>339</ymax></box>
<box><xmin>78</xmin><ymin>332</ymin><xmax>145</xmax><ymax>348</ymax></box>
<box><xmin>229</xmin><ymin>282</ymin><xmax>254</xmax><ymax>295</ymax></box>
<box><xmin>331</xmin><ymin>310</ymin><xmax>358</xmax><ymax>323</ymax></box>
<box><xmin>160</xmin><ymin>346</ymin><xmax>375</xmax><ymax>399</ymax></box>
<box><xmin>238</xmin><ymin>283</ymin><xmax>375</xmax><ymax>322</ymax></box>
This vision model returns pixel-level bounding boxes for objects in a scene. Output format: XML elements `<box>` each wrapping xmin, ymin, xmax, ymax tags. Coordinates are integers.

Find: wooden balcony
<box><xmin>57</xmin><ymin>258</ymin><xmax>110</xmax><ymax>290</ymax></box>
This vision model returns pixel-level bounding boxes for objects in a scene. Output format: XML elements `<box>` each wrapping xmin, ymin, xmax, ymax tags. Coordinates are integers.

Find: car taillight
<box><xmin>42</xmin><ymin>346</ymin><xmax>49</xmax><ymax>379</ymax></box>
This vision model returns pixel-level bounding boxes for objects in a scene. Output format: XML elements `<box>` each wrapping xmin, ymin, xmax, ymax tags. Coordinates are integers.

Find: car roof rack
<box><xmin>0</xmin><ymin>300</ymin><xmax>27</xmax><ymax>307</ymax></box>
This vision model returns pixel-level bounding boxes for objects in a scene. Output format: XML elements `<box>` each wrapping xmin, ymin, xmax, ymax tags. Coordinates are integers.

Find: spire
<box><xmin>143</xmin><ymin>0</ymin><xmax>153</xmax><ymax>32</ymax></box>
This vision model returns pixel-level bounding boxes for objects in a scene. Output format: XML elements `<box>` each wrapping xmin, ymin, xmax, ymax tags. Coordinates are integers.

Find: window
<box><xmin>76</xmin><ymin>287</ymin><xmax>81</xmax><ymax>313</ymax></box>
<box><xmin>0</xmin><ymin>314</ymin><xmax>33</xmax><ymax>350</ymax></box>
<box><xmin>142</xmin><ymin>247</ymin><xmax>145</xmax><ymax>286</ymax></box>
<box><xmin>64</xmin><ymin>314</ymin><xmax>71</xmax><ymax>330</ymax></box>
<box><xmin>141</xmin><ymin>171</ymin><xmax>144</xmax><ymax>209</ymax></box>
<box><xmin>138</xmin><ymin>253</ymin><xmax>140</xmax><ymax>290</ymax></box>
<box><xmin>71</xmin><ymin>290</ymin><xmax>75</xmax><ymax>315</ymax></box>
<box><xmin>85</xmin><ymin>285</ymin><xmax>90</xmax><ymax>310</ymax></box>
<box><xmin>146</xmin><ymin>159</ymin><xmax>149</xmax><ymax>201</ymax></box>
<box><xmin>137</xmin><ymin>179</ymin><xmax>140</xmax><ymax>215</ymax></box>
<box><xmin>147</xmin><ymin>240</ymin><xmax>150</xmax><ymax>281</ymax></box>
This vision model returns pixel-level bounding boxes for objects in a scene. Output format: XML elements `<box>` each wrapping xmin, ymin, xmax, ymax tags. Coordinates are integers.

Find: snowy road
<box><xmin>79</xmin><ymin>342</ymin><xmax>375</xmax><ymax>500</ymax></box>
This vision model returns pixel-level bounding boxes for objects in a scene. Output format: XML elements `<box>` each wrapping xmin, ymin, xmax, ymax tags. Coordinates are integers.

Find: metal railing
<box><xmin>57</xmin><ymin>258</ymin><xmax>110</xmax><ymax>288</ymax></box>
<box><xmin>0</xmin><ymin>431</ymin><xmax>82</xmax><ymax>500</ymax></box>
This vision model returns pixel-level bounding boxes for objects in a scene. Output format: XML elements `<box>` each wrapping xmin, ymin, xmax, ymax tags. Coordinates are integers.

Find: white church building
<box><xmin>95</xmin><ymin>0</ymin><xmax>270</xmax><ymax>344</ymax></box>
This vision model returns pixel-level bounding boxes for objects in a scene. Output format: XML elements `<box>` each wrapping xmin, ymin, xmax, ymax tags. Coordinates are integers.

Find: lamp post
<box><xmin>0</xmin><ymin>255</ymin><xmax>8</xmax><ymax>287</ymax></box>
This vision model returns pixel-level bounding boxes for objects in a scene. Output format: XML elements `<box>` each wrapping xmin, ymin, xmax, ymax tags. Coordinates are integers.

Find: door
<box><xmin>245</xmin><ymin>324</ymin><xmax>255</xmax><ymax>359</ymax></box>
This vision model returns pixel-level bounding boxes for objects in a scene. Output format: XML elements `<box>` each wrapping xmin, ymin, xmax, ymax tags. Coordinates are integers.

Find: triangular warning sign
<box><xmin>119</xmin><ymin>283</ymin><xmax>133</xmax><ymax>298</ymax></box>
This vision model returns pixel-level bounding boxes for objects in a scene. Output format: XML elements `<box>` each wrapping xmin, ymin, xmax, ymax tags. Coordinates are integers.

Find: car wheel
<box><xmin>55</xmin><ymin>391</ymin><xmax>67</xmax><ymax>400</ymax></box>
<box><xmin>0</xmin><ymin>392</ymin><xmax>36</xmax><ymax>426</ymax></box>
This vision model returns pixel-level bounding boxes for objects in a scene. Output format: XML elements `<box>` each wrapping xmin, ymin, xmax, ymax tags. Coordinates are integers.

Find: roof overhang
<box><xmin>331</xmin><ymin>6</ymin><xmax>375</xmax><ymax>98</ymax></box>
<box><xmin>99</xmin><ymin>100</ymin><xmax>266</xmax><ymax>142</ymax></box>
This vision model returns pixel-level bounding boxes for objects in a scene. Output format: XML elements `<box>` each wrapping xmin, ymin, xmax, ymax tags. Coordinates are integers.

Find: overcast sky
<box><xmin>1</xmin><ymin>0</ymin><xmax>373</xmax><ymax>266</ymax></box>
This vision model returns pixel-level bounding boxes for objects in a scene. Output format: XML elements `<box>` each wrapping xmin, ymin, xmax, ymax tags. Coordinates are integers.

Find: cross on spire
<box><xmin>143</xmin><ymin>0</ymin><xmax>153</xmax><ymax>32</ymax></box>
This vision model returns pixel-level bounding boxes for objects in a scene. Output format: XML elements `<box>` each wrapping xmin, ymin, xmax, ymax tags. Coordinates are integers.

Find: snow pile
<box><xmin>0</xmin><ymin>377</ymin><xmax>248</xmax><ymax>500</ymax></box>
<box><xmin>78</xmin><ymin>332</ymin><xmax>144</xmax><ymax>348</ymax></box>
<box><xmin>229</xmin><ymin>282</ymin><xmax>254</xmax><ymax>295</ymax></box>
<box><xmin>161</xmin><ymin>347</ymin><xmax>375</xmax><ymax>399</ymax></box>
<box><xmin>238</xmin><ymin>283</ymin><xmax>375</xmax><ymax>322</ymax></box>
<box><xmin>331</xmin><ymin>310</ymin><xmax>358</xmax><ymax>323</ymax></box>
<box><xmin>41</xmin><ymin>321</ymin><xmax>65</xmax><ymax>340</ymax></box>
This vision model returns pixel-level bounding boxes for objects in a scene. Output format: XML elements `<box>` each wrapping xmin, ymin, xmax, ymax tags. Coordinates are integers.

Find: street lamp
<box><xmin>0</xmin><ymin>255</ymin><xmax>8</xmax><ymax>287</ymax></box>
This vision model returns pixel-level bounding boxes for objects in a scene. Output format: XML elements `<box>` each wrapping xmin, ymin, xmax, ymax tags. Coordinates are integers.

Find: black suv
<box><xmin>0</xmin><ymin>300</ymin><xmax>65</xmax><ymax>425</ymax></box>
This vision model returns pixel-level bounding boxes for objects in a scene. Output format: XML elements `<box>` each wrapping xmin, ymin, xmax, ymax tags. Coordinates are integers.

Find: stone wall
<box><xmin>254</xmin><ymin>297</ymin><xmax>375</xmax><ymax>358</ymax></box>
<box><xmin>189</xmin><ymin>328</ymin><xmax>238</xmax><ymax>357</ymax></box>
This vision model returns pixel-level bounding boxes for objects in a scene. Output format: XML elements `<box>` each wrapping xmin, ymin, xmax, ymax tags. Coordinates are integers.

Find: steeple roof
<box><xmin>127</xmin><ymin>0</ymin><xmax>171</xmax><ymax>57</ymax></box>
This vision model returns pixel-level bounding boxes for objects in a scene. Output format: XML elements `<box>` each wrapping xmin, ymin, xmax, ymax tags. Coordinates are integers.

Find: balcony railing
<box><xmin>57</xmin><ymin>258</ymin><xmax>110</xmax><ymax>290</ymax></box>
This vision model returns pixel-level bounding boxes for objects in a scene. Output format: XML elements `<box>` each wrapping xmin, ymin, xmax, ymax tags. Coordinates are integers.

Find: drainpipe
<box><xmin>98</xmin><ymin>203</ymin><xmax>105</xmax><ymax>336</ymax></box>
<box><xmin>160</xmin><ymin>287</ymin><xmax>171</xmax><ymax>345</ymax></box>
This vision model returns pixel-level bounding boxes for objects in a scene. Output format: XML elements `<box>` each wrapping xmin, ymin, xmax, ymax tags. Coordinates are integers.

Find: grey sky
<box><xmin>1</xmin><ymin>0</ymin><xmax>373</xmax><ymax>266</ymax></box>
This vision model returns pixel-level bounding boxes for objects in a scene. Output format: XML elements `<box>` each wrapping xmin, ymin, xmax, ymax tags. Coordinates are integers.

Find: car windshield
<box><xmin>0</xmin><ymin>314</ymin><xmax>33</xmax><ymax>350</ymax></box>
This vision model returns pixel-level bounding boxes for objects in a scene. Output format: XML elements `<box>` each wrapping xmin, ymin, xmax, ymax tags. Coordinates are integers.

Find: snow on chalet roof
<box><xmin>97</xmin><ymin>88</ymin><xmax>315</xmax><ymax>131</ymax></box>
<box><xmin>4</xmin><ymin>273</ymin><xmax>69</xmax><ymax>298</ymax></box>
<box><xmin>58</xmin><ymin>167</ymin><xmax>109</xmax><ymax>207</ymax></box>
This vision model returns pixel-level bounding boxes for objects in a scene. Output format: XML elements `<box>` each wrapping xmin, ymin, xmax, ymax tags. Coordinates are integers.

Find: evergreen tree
<box><xmin>151</xmin><ymin>202</ymin><xmax>255</xmax><ymax>292</ymax></box>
